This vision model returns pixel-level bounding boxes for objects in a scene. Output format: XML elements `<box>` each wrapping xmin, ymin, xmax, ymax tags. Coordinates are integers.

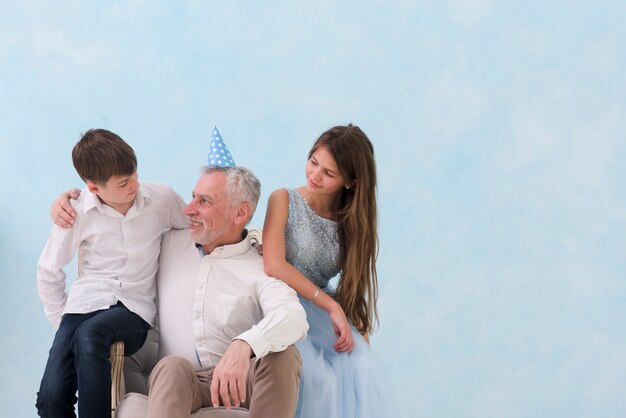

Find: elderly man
<box><xmin>49</xmin><ymin>166</ymin><xmax>308</xmax><ymax>418</ymax></box>
<box><xmin>148</xmin><ymin>166</ymin><xmax>307</xmax><ymax>417</ymax></box>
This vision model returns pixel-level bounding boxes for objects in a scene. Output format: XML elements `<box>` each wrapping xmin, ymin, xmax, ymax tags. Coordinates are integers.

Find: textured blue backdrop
<box><xmin>1</xmin><ymin>2</ymin><xmax>625</xmax><ymax>417</ymax></box>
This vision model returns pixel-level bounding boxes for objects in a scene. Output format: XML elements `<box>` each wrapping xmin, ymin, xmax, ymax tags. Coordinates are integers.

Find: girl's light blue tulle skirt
<box><xmin>295</xmin><ymin>296</ymin><xmax>396</xmax><ymax>418</ymax></box>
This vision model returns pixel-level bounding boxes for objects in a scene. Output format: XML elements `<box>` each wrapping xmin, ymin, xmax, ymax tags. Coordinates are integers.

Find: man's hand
<box><xmin>50</xmin><ymin>189</ymin><xmax>80</xmax><ymax>228</ymax></box>
<box><xmin>210</xmin><ymin>339</ymin><xmax>252</xmax><ymax>409</ymax></box>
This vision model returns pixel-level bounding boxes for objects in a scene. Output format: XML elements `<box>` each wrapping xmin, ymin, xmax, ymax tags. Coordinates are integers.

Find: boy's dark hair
<box><xmin>72</xmin><ymin>129</ymin><xmax>137</xmax><ymax>184</ymax></box>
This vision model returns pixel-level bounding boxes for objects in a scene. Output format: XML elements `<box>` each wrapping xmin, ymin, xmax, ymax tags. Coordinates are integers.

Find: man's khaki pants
<box><xmin>146</xmin><ymin>346</ymin><xmax>301</xmax><ymax>418</ymax></box>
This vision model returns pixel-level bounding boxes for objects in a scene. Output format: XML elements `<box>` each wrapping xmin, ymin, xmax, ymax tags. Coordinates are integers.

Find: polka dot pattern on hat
<box><xmin>207</xmin><ymin>126</ymin><xmax>235</xmax><ymax>167</ymax></box>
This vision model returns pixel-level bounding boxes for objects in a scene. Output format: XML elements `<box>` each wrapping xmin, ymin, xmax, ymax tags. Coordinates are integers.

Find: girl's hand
<box><xmin>252</xmin><ymin>242</ymin><xmax>263</xmax><ymax>256</ymax></box>
<box><xmin>329</xmin><ymin>304</ymin><xmax>354</xmax><ymax>353</ymax></box>
<box><xmin>50</xmin><ymin>189</ymin><xmax>80</xmax><ymax>228</ymax></box>
<box><xmin>249</xmin><ymin>229</ymin><xmax>263</xmax><ymax>255</ymax></box>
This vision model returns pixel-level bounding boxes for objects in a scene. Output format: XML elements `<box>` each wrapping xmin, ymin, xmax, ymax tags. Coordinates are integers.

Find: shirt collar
<box><xmin>195</xmin><ymin>230</ymin><xmax>251</xmax><ymax>258</ymax></box>
<box><xmin>83</xmin><ymin>182</ymin><xmax>150</xmax><ymax>215</ymax></box>
<box><xmin>131</xmin><ymin>184</ymin><xmax>151</xmax><ymax>212</ymax></box>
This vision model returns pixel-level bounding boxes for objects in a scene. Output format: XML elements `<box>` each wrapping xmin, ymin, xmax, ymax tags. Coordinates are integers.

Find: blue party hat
<box><xmin>207</xmin><ymin>126</ymin><xmax>235</xmax><ymax>167</ymax></box>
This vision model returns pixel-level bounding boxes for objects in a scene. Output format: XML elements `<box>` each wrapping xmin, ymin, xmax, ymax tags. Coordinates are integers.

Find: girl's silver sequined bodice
<box><xmin>285</xmin><ymin>189</ymin><xmax>340</xmax><ymax>288</ymax></box>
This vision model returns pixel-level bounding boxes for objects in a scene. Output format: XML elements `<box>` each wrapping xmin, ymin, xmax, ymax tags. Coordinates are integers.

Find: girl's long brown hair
<box><xmin>309</xmin><ymin>124</ymin><xmax>379</xmax><ymax>335</ymax></box>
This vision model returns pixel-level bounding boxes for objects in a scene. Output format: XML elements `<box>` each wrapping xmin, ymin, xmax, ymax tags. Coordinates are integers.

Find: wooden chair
<box><xmin>110</xmin><ymin>327</ymin><xmax>249</xmax><ymax>417</ymax></box>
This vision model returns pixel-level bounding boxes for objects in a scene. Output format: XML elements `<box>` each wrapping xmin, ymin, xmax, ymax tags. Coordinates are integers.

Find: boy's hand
<box><xmin>51</xmin><ymin>189</ymin><xmax>80</xmax><ymax>228</ymax></box>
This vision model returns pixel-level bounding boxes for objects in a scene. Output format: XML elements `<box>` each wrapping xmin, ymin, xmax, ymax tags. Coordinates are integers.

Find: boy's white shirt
<box><xmin>37</xmin><ymin>182</ymin><xmax>188</xmax><ymax>330</ymax></box>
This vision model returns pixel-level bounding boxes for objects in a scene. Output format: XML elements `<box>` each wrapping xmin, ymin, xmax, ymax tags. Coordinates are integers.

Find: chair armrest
<box><xmin>111</xmin><ymin>341</ymin><xmax>125</xmax><ymax>418</ymax></box>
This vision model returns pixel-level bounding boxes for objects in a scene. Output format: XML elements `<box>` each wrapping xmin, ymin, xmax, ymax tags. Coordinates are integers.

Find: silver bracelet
<box><xmin>310</xmin><ymin>287</ymin><xmax>321</xmax><ymax>303</ymax></box>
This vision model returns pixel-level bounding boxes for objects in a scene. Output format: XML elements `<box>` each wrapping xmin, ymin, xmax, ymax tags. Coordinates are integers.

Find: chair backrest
<box><xmin>123</xmin><ymin>327</ymin><xmax>160</xmax><ymax>395</ymax></box>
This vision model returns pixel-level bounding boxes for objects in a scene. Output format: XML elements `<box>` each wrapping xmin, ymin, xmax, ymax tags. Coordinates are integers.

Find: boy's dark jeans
<box><xmin>36</xmin><ymin>302</ymin><xmax>149</xmax><ymax>418</ymax></box>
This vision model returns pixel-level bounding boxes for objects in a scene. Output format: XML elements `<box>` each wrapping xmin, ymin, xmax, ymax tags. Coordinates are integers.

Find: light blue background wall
<box><xmin>1</xmin><ymin>1</ymin><xmax>625</xmax><ymax>417</ymax></box>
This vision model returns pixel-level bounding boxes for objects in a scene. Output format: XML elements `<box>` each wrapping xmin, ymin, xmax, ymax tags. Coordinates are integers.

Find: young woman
<box><xmin>263</xmin><ymin>124</ymin><xmax>392</xmax><ymax>417</ymax></box>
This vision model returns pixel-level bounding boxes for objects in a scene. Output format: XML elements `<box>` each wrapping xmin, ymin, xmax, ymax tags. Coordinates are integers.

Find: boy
<box><xmin>36</xmin><ymin>129</ymin><xmax>187</xmax><ymax>418</ymax></box>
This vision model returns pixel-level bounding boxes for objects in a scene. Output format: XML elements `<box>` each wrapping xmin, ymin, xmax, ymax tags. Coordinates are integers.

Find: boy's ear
<box><xmin>86</xmin><ymin>181</ymin><xmax>100</xmax><ymax>194</ymax></box>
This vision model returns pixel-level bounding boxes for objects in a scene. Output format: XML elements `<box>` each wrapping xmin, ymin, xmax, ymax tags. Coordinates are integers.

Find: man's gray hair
<box><xmin>201</xmin><ymin>165</ymin><xmax>261</xmax><ymax>224</ymax></box>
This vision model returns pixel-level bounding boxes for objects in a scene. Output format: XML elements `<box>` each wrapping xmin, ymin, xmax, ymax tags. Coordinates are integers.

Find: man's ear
<box><xmin>233</xmin><ymin>202</ymin><xmax>251</xmax><ymax>226</ymax></box>
<box><xmin>86</xmin><ymin>181</ymin><xmax>100</xmax><ymax>195</ymax></box>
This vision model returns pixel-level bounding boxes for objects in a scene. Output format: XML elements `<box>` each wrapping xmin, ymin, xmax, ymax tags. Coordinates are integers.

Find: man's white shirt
<box><xmin>157</xmin><ymin>229</ymin><xmax>308</xmax><ymax>369</ymax></box>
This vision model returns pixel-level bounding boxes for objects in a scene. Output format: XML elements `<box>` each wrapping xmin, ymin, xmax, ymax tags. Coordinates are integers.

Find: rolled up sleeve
<box><xmin>236</xmin><ymin>279</ymin><xmax>308</xmax><ymax>358</ymax></box>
